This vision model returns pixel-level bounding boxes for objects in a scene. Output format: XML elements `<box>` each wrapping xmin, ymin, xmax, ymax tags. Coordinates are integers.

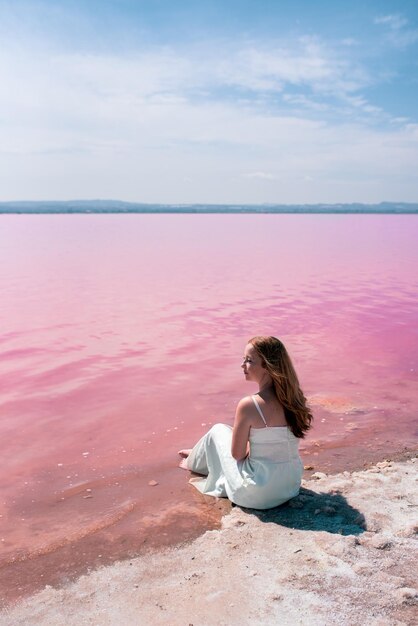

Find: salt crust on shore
<box><xmin>1</xmin><ymin>458</ymin><xmax>417</xmax><ymax>626</ymax></box>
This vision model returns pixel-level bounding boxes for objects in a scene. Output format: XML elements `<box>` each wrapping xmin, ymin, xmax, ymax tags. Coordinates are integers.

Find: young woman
<box><xmin>178</xmin><ymin>336</ymin><xmax>313</xmax><ymax>509</ymax></box>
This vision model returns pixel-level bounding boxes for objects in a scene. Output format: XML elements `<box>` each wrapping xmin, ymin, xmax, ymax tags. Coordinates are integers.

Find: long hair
<box><xmin>249</xmin><ymin>336</ymin><xmax>313</xmax><ymax>438</ymax></box>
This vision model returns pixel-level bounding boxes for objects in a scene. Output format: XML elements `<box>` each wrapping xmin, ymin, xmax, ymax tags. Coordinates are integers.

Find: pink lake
<box><xmin>0</xmin><ymin>214</ymin><xmax>417</xmax><ymax>603</ymax></box>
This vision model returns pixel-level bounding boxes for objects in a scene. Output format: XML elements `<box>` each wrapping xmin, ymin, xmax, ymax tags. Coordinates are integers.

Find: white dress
<box><xmin>186</xmin><ymin>395</ymin><xmax>303</xmax><ymax>510</ymax></box>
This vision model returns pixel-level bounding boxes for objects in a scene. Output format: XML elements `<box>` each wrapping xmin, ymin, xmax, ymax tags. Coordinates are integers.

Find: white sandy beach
<box><xmin>1</xmin><ymin>457</ymin><xmax>417</xmax><ymax>626</ymax></box>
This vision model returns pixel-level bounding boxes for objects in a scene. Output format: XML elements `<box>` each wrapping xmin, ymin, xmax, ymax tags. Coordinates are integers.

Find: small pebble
<box><xmin>304</xmin><ymin>465</ymin><xmax>314</xmax><ymax>470</ymax></box>
<box><xmin>376</xmin><ymin>461</ymin><xmax>391</xmax><ymax>469</ymax></box>
<box><xmin>370</xmin><ymin>534</ymin><xmax>392</xmax><ymax>550</ymax></box>
<box><xmin>395</xmin><ymin>587</ymin><xmax>418</xmax><ymax>604</ymax></box>
<box><xmin>397</xmin><ymin>522</ymin><xmax>418</xmax><ymax>538</ymax></box>
<box><xmin>352</xmin><ymin>562</ymin><xmax>369</xmax><ymax>575</ymax></box>
<box><xmin>311</xmin><ymin>472</ymin><xmax>327</xmax><ymax>480</ymax></box>
<box><xmin>148</xmin><ymin>480</ymin><xmax>159</xmax><ymax>486</ymax></box>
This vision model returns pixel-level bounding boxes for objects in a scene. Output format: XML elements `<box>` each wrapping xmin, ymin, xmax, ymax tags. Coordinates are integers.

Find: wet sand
<box><xmin>0</xmin><ymin>457</ymin><xmax>230</xmax><ymax>606</ymax></box>
<box><xmin>1</xmin><ymin>455</ymin><xmax>416</xmax><ymax>626</ymax></box>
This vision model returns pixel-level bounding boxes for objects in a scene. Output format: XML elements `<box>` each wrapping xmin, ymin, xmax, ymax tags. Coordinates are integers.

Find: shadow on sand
<box><xmin>237</xmin><ymin>488</ymin><xmax>366</xmax><ymax>536</ymax></box>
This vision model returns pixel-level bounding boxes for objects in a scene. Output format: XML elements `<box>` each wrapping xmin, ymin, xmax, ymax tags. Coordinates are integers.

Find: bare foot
<box><xmin>178</xmin><ymin>458</ymin><xmax>189</xmax><ymax>470</ymax></box>
<box><xmin>178</xmin><ymin>449</ymin><xmax>192</xmax><ymax>458</ymax></box>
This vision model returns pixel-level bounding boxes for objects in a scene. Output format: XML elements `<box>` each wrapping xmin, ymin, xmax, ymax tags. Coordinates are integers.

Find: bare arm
<box><xmin>231</xmin><ymin>397</ymin><xmax>252</xmax><ymax>460</ymax></box>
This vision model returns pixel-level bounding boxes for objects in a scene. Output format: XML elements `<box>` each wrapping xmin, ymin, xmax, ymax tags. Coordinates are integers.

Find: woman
<box><xmin>178</xmin><ymin>336</ymin><xmax>313</xmax><ymax>510</ymax></box>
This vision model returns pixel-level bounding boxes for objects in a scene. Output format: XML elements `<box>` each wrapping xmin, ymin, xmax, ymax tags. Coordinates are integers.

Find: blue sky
<box><xmin>1</xmin><ymin>0</ymin><xmax>417</xmax><ymax>203</ymax></box>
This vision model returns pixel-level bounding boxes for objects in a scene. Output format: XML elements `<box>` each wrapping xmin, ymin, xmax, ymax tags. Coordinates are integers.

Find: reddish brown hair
<box><xmin>249</xmin><ymin>336</ymin><xmax>313</xmax><ymax>438</ymax></box>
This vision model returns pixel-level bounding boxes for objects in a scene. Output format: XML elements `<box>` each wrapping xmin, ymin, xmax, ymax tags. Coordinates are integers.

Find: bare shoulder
<box><xmin>236</xmin><ymin>395</ymin><xmax>255</xmax><ymax>415</ymax></box>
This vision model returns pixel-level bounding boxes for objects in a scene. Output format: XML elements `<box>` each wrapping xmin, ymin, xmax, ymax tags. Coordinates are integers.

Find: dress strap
<box><xmin>251</xmin><ymin>395</ymin><xmax>268</xmax><ymax>427</ymax></box>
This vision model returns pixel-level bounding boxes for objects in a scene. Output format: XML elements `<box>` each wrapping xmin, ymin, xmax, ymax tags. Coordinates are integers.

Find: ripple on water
<box><xmin>0</xmin><ymin>214</ymin><xmax>417</xmax><ymax>604</ymax></box>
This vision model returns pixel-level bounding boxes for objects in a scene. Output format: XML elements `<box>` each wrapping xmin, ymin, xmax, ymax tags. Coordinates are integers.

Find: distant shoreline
<box><xmin>1</xmin><ymin>201</ymin><xmax>418</xmax><ymax>214</ymax></box>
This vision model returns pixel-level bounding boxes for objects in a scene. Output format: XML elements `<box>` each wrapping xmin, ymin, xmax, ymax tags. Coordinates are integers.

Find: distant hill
<box><xmin>0</xmin><ymin>200</ymin><xmax>417</xmax><ymax>214</ymax></box>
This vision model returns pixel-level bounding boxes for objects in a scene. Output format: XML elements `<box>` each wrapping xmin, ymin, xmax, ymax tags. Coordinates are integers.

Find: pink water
<box><xmin>0</xmin><ymin>214</ymin><xmax>417</xmax><ymax>603</ymax></box>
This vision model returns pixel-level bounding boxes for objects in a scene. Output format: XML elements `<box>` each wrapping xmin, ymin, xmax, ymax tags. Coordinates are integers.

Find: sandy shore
<box><xmin>1</xmin><ymin>456</ymin><xmax>417</xmax><ymax>626</ymax></box>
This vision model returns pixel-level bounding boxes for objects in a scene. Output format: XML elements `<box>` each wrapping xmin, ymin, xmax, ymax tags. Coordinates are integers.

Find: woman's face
<box><xmin>241</xmin><ymin>343</ymin><xmax>265</xmax><ymax>382</ymax></box>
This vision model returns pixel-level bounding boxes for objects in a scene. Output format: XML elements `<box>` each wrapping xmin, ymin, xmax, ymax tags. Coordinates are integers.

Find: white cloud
<box><xmin>282</xmin><ymin>93</ymin><xmax>329</xmax><ymax>111</ymax></box>
<box><xmin>1</xmin><ymin>87</ymin><xmax>417</xmax><ymax>203</ymax></box>
<box><xmin>390</xmin><ymin>116</ymin><xmax>410</xmax><ymax>125</ymax></box>
<box><xmin>0</xmin><ymin>36</ymin><xmax>417</xmax><ymax>202</ymax></box>
<box><xmin>341</xmin><ymin>95</ymin><xmax>383</xmax><ymax>116</ymax></box>
<box><xmin>213</xmin><ymin>36</ymin><xmax>370</xmax><ymax>102</ymax></box>
<box><xmin>374</xmin><ymin>13</ymin><xmax>418</xmax><ymax>47</ymax></box>
<box><xmin>341</xmin><ymin>38</ymin><xmax>358</xmax><ymax>47</ymax></box>
<box><xmin>244</xmin><ymin>172</ymin><xmax>278</xmax><ymax>180</ymax></box>
<box><xmin>374</xmin><ymin>14</ymin><xmax>409</xmax><ymax>29</ymax></box>
<box><xmin>0</xmin><ymin>35</ymin><xmax>373</xmax><ymax>140</ymax></box>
